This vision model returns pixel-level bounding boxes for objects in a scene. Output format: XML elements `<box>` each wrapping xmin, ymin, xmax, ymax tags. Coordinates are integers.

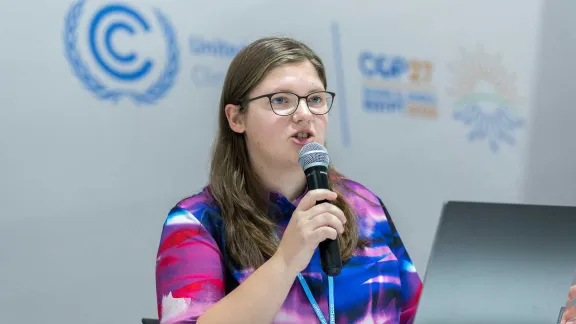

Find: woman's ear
<box><xmin>225</xmin><ymin>104</ymin><xmax>246</xmax><ymax>134</ymax></box>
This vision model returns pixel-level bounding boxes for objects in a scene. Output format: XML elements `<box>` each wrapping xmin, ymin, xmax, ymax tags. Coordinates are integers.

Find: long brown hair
<box><xmin>208</xmin><ymin>36</ymin><xmax>367</xmax><ymax>270</ymax></box>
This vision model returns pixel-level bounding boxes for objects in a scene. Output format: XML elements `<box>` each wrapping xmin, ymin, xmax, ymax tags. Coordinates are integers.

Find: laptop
<box><xmin>413</xmin><ymin>201</ymin><xmax>576</xmax><ymax>324</ymax></box>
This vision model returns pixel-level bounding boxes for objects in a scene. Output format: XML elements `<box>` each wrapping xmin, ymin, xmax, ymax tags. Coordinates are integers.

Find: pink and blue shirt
<box><xmin>155</xmin><ymin>179</ymin><xmax>422</xmax><ymax>323</ymax></box>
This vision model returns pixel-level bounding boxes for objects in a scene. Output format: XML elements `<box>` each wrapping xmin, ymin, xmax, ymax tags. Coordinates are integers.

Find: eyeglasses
<box><xmin>239</xmin><ymin>91</ymin><xmax>335</xmax><ymax>116</ymax></box>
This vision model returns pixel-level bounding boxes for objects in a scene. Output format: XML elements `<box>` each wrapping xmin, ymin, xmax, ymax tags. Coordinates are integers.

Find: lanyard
<box><xmin>297</xmin><ymin>273</ymin><xmax>335</xmax><ymax>324</ymax></box>
<box><xmin>273</xmin><ymin>232</ymin><xmax>335</xmax><ymax>324</ymax></box>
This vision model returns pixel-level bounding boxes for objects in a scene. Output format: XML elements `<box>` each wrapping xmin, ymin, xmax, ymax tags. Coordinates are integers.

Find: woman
<box><xmin>155</xmin><ymin>36</ymin><xmax>422</xmax><ymax>324</ymax></box>
<box><xmin>562</xmin><ymin>284</ymin><xmax>576</xmax><ymax>324</ymax></box>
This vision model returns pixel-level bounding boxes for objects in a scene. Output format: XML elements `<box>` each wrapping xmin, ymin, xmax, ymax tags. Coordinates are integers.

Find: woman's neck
<box><xmin>255</xmin><ymin>164</ymin><xmax>307</xmax><ymax>202</ymax></box>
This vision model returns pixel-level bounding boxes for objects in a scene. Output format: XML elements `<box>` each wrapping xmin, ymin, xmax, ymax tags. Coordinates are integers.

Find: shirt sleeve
<box><xmin>155</xmin><ymin>206</ymin><xmax>225</xmax><ymax>324</ymax></box>
<box><xmin>377</xmin><ymin>198</ymin><xmax>423</xmax><ymax>324</ymax></box>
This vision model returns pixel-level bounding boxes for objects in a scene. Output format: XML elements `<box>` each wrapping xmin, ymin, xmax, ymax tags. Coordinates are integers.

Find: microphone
<box><xmin>298</xmin><ymin>142</ymin><xmax>342</xmax><ymax>276</ymax></box>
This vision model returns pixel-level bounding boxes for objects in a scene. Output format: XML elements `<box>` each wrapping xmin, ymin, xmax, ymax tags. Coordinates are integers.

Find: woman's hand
<box><xmin>273</xmin><ymin>189</ymin><xmax>346</xmax><ymax>275</ymax></box>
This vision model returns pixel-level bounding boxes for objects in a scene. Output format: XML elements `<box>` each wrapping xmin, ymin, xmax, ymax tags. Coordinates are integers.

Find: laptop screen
<box><xmin>413</xmin><ymin>202</ymin><xmax>576</xmax><ymax>324</ymax></box>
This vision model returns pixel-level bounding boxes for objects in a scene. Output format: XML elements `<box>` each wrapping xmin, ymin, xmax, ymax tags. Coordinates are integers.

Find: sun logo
<box><xmin>446</xmin><ymin>44</ymin><xmax>525</xmax><ymax>153</ymax></box>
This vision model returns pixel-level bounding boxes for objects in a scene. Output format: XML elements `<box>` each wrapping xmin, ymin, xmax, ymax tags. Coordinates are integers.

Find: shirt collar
<box><xmin>267</xmin><ymin>187</ymin><xmax>308</xmax><ymax>221</ymax></box>
<box><xmin>269</xmin><ymin>186</ymin><xmax>308</xmax><ymax>205</ymax></box>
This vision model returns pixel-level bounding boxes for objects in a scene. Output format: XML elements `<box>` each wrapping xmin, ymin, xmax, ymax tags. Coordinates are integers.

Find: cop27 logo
<box><xmin>358</xmin><ymin>51</ymin><xmax>438</xmax><ymax>119</ymax></box>
<box><xmin>64</xmin><ymin>0</ymin><xmax>179</xmax><ymax>105</ymax></box>
<box><xmin>358</xmin><ymin>53</ymin><xmax>432</xmax><ymax>82</ymax></box>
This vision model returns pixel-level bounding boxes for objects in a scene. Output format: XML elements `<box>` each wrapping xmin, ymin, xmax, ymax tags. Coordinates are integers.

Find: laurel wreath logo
<box><xmin>63</xmin><ymin>0</ymin><xmax>179</xmax><ymax>105</ymax></box>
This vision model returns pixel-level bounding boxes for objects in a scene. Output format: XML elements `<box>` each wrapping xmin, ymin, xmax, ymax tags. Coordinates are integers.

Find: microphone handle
<box><xmin>305</xmin><ymin>165</ymin><xmax>343</xmax><ymax>276</ymax></box>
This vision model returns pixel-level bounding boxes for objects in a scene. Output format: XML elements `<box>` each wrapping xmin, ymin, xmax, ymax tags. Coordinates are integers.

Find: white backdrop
<box><xmin>0</xmin><ymin>0</ymin><xmax>562</xmax><ymax>323</ymax></box>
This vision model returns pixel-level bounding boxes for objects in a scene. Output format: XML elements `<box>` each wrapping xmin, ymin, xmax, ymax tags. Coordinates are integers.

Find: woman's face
<box><xmin>226</xmin><ymin>60</ymin><xmax>330</xmax><ymax>171</ymax></box>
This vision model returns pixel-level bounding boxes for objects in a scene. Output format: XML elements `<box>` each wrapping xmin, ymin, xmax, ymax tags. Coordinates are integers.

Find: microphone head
<box><xmin>298</xmin><ymin>142</ymin><xmax>330</xmax><ymax>171</ymax></box>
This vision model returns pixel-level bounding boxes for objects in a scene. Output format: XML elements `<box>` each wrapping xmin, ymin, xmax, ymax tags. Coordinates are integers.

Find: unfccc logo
<box><xmin>64</xmin><ymin>0</ymin><xmax>179</xmax><ymax>105</ymax></box>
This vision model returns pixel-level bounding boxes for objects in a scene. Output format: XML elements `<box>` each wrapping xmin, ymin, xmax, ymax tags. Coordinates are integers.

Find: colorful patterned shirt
<box><xmin>155</xmin><ymin>179</ymin><xmax>422</xmax><ymax>323</ymax></box>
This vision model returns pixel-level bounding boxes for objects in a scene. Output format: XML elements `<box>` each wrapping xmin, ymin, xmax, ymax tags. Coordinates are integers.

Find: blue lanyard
<box><xmin>297</xmin><ymin>273</ymin><xmax>335</xmax><ymax>324</ymax></box>
<box><xmin>273</xmin><ymin>232</ymin><xmax>335</xmax><ymax>324</ymax></box>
